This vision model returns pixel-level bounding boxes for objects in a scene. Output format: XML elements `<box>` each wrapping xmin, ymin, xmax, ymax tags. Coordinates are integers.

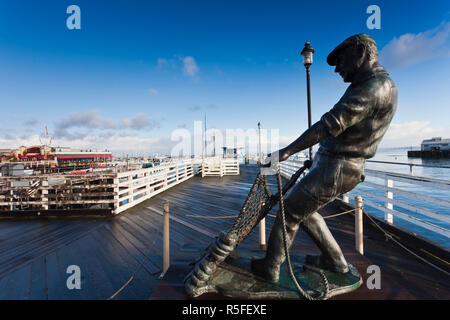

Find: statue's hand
<box><xmin>278</xmin><ymin>148</ymin><xmax>290</xmax><ymax>162</ymax></box>
<box><xmin>259</xmin><ymin>152</ymin><xmax>280</xmax><ymax>168</ymax></box>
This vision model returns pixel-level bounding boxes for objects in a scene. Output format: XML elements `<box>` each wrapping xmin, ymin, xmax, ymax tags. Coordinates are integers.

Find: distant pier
<box><xmin>407</xmin><ymin>150</ymin><xmax>450</xmax><ymax>158</ymax></box>
<box><xmin>0</xmin><ymin>157</ymin><xmax>240</xmax><ymax>216</ymax></box>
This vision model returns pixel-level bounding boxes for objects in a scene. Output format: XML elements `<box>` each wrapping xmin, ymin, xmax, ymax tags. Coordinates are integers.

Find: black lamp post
<box><xmin>301</xmin><ymin>42</ymin><xmax>315</xmax><ymax>160</ymax></box>
<box><xmin>257</xmin><ymin>121</ymin><xmax>261</xmax><ymax>164</ymax></box>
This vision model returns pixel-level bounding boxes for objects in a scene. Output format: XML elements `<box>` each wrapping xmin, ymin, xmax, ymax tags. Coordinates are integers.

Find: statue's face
<box><xmin>334</xmin><ymin>45</ymin><xmax>364</xmax><ymax>83</ymax></box>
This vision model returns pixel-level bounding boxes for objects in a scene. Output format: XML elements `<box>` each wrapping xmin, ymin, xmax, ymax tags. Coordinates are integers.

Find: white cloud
<box><xmin>120</xmin><ymin>113</ymin><xmax>160</xmax><ymax>130</ymax></box>
<box><xmin>55</xmin><ymin>110</ymin><xmax>115</xmax><ymax>131</ymax></box>
<box><xmin>148</xmin><ymin>88</ymin><xmax>158</xmax><ymax>95</ymax></box>
<box><xmin>187</xmin><ymin>104</ymin><xmax>218</xmax><ymax>112</ymax></box>
<box><xmin>23</xmin><ymin>118</ymin><xmax>40</xmax><ymax>127</ymax></box>
<box><xmin>53</xmin><ymin>111</ymin><xmax>161</xmax><ymax>139</ymax></box>
<box><xmin>381</xmin><ymin>121</ymin><xmax>450</xmax><ymax>147</ymax></box>
<box><xmin>380</xmin><ymin>21</ymin><xmax>450</xmax><ymax>69</ymax></box>
<box><xmin>156</xmin><ymin>58</ymin><xmax>169</xmax><ymax>69</ymax></box>
<box><xmin>156</xmin><ymin>55</ymin><xmax>200</xmax><ymax>78</ymax></box>
<box><xmin>0</xmin><ymin>133</ymin><xmax>177</xmax><ymax>156</ymax></box>
<box><xmin>1</xmin><ymin>125</ymin><xmax>302</xmax><ymax>156</ymax></box>
<box><xmin>182</xmin><ymin>56</ymin><xmax>199</xmax><ymax>77</ymax></box>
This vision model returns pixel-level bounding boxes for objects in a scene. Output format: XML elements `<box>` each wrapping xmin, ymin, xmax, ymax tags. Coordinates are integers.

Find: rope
<box><xmin>323</xmin><ymin>208</ymin><xmax>355</xmax><ymax>219</ymax></box>
<box><xmin>108</xmin><ymin>273</ymin><xmax>137</xmax><ymax>300</ymax></box>
<box><xmin>363</xmin><ymin>210</ymin><xmax>450</xmax><ymax>277</ymax></box>
<box><xmin>266</xmin><ymin>209</ymin><xmax>355</xmax><ymax>220</ymax></box>
<box><xmin>108</xmin><ymin>251</ymin><xmax>160</xmax><ymax>300</ymax></box>
<box><xmin>185</xmin><ymin>214</ymin><xmax>238</xmax><ymax>219</ymax></box>
<box><xmin>277</xmin><ymin>169</ymin><xmax>329</xmax><ymax>300</ymax></box>
<box><xmin>185</xmin><ymin>210</ymin><xmax>355</xmax><ymax>221</ymax></box>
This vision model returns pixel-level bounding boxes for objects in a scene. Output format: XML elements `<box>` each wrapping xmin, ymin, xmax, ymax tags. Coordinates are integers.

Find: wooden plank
<box><xmin>0</xmin><ymin>262</ymin><xmax>32</xmax><ymax>299</ymax></box>
<box><xmin>28</xmin><ymin>256</ymin><xmax>47</xmax><ymax>299</ymax></box>
<box><xmin>45</xmin><ymin>251</ymin><xmax>69</xmax><ymax>300</ymax></box>
<box><xmin>103</xmin><ymin>222</ymin><xmax>161</xmax><ymax>275</ymax></box>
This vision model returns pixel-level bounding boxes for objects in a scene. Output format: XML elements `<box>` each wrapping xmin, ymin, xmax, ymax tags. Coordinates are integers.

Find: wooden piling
<box><xmin>259</xmin><ymin>218</ymin><xmax>266</xmax><ymax>250</ymax></box>
<box><xmin>162</xmin><ymin>200</ymin><xmax>170</xmax><ymax>276</ymax></box>
<box><xmin>355</xmin><ymin>196</ymin><xmax>364</xmax><ymax>255</ymax></box>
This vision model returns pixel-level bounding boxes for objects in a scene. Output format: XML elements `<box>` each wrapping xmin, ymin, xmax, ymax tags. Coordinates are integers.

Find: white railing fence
<box><xmin>201</xmin><ymin>157</ymin><xmax>240</xmax><ymax>177</ymax></box>
<box><xmin>279</xmin><ymin>159</ymin><xmax>450</xmax><ymax>242</ymax></box>
<box><xmin>114</xmin><ymin>159</ymin><xmax>202</xmax><ymax>214</ymax></box>
<box><xmin>0</xmin><ymin>158</ymin><xmax>203</xmax><ymax>215</ymax></box>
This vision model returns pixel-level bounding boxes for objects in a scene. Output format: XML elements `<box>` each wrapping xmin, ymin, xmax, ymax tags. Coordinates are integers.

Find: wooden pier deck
<box><xmin>0</xmin><ymin>165</ymin><xmax>448</xmax><ymax>300</ymax></box>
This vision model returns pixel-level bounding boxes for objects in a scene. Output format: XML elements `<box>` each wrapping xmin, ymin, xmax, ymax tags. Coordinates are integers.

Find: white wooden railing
<box><xmin>201</xmin><ymin>157</ymin><xmax>240</xmax><ymax>177</ymax></box>
<box><xmin>114</xmin><ymin>159</ymin><xmax>202</xmax><ymax>214</ymax></box>
<box><xmin>0</xmin><ymin>158</ymin><xmax>203</xmax><ymax>214</ymax></box>
<box><xmin>279</xmin><ymin>159</ymin><xmax>450</xmax><ymax>241</ymax></box>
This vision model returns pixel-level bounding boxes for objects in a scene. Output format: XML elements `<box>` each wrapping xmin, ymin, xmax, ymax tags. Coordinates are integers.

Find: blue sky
<box><xmin>0</xmin><ymin>0</ymin><xmax>449</xmax><ymax>155</ymax></box>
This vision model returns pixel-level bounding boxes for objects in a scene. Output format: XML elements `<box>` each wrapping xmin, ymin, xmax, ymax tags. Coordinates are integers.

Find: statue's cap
<box><xmin>327</xmin><ymin>34</ymin><xmax>376</xmax><ymax>66</ymax></box>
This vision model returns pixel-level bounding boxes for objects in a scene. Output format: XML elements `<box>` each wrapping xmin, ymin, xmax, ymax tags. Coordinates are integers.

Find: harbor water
<box><xmin>361</xmin><ymin>148</ymin><xmax>450</xmax><ymax>248</ymax></box>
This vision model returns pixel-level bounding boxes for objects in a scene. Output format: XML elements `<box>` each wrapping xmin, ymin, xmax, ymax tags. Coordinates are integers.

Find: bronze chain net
<box><xmin>229</xmin><ymin>173</ymin><xmax>274</xmax><ymax>245</ymax></box>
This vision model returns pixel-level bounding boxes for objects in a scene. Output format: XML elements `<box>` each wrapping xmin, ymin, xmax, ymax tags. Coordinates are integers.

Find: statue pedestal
<box><xmin>151</xmin><ymin>244</ymin><xmax>362</xmax><ymax>300</ymax></box>
<box><xmin>195</xmin><ymin>248</ymin><xmax>362</xmax><ymax>299</ymax></box>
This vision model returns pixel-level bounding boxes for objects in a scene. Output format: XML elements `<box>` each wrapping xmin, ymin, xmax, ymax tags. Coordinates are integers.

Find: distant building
<box><xmin>17</xmin><ymin>146</ymin><xmax>53</xmax><ymax>161</ymax></box>
<box><xmin>1</xmin><ymin>145</ymin><xmax>112</xmax><ymax>166</ymax></box>
<box><xmin>53</xmin><ymin>147</ymin><xmax>112</xmax><ymax>165</ymax></box>
<box><xmin>0</xmin><ymin>149</ymin><xmax>13</xmax><ymax>154</ymax></box>
<box><xmin>0</xmin><ymin>149</ymin><xmax>14</xmax><ymax>162</ymax></box>
<box><xmin>421</xmin><ymin>137</ymin><xmax>450</xmax><ymax>151</ymax></box>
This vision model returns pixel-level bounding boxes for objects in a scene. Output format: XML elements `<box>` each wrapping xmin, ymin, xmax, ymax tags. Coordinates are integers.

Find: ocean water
<box><xmin>356</xmin><ymin>148</ymin><xmax>450</xmax><ymax>248</ymax></box>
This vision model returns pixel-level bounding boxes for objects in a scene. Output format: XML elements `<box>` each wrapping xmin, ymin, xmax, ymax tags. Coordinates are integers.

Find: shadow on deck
<box><xmin>0</xmin><ymin>165</ymin><xmax>448</xmax><ymax>300</ymax></box>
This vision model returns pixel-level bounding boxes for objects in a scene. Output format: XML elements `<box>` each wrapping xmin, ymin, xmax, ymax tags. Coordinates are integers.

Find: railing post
<box><xmin>343</xmin><ymin>193</ymin><xmax>350</xmax><ymax>204</ymax></box>
<box><xmin>355</xmin><ymin>196</ymin><xmax>364</xmax><ymax>255</ymax></box>
<box><xmin>9</xmin><ymin>182</ymin><xmax>13</xmax><ymax>211</ymax></box>
<box><xmin>41</xmin><ymin>179</ymin><xmax>49</xmax><ymax>210</ymax></box>
<box><xmin>161</xmin><ymin>200</ymin><xmax>170</xmax><ymax>278</ymax></box>
<box><xmin>113</xmin><ymin>177</ymin><xmax>119</xmax><ymax>215</ymax></box>
<box><xmin>259</xmin><ymin>218</ymin><xmax>266</xmax><ymax>250</ymax></box>
<box><xmin>385</xmin><ymin>178</ymin><xmax>394</xmax><ymax>224</ymax></box>
<box><xmin>201</xmin><ymin>159</ymin><xmax>206</xmax><ymax>178</ymax></box>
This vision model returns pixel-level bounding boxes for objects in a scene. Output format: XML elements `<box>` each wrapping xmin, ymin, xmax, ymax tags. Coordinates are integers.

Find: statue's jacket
<box><xmin>288</xmin><ymin>65</ymin><xmax>397</xmax><ymax>206</ymax></box>
<box><xmin>319</xmin><ymin>65</ymin><xmax>398</xmax><ymax>159</ymax></box>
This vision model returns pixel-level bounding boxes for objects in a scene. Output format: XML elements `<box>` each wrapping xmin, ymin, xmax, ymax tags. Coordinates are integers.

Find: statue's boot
<box><xmin>302</xmin><ymin>212</ymin><xmax>349</xmax><ymax>273</ymax></box>
<box><xmin>251</xmin><ymin>211</ymin><xmax>299</xmax><ymax>282</ymax></box>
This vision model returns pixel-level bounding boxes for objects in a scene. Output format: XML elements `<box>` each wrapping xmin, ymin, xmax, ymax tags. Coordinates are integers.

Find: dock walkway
<box><xmin>0</xmin><ymin>165</ymin><xmax>448</xmax><ymax>299</ymax></box>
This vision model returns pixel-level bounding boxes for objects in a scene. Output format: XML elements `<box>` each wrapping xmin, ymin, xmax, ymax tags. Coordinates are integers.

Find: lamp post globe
<box><xmin>301</xmin><ymin>41</ymin><xmax>315</xmax><ymax>66</ymax></box>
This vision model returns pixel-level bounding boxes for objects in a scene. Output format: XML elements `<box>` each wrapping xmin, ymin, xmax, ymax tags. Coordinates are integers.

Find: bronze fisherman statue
<box><xmin>252</xmin><ymin>34</ymin><xmax>398</xmax><ymax>281</ymax></box>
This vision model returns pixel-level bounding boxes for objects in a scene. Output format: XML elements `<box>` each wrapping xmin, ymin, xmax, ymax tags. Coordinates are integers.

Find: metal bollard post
<box><xmin>161</xmin><ymin>200</ymin><xmax>170</xmax><ymax>277</ymax></box>
<box><xmin>355</xmin><ymin>196</ymin><xmax>364</xmax><ymax>255</ymax></box>
<box><xmin>259</xmin><ymin>218</ymin><xmax>266</xmax><ymax>250</ymax></box>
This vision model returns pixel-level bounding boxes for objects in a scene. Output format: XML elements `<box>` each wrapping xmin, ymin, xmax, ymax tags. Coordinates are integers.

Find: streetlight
<box><xmin>257</xmin><ymin>122</ymin><xmax>261</xmax><ymax>164</ymax></box>
<box><xmin>301</xmin><ymin>41</ymin><xmax>315</xmax><ymax>160</ymax></box>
